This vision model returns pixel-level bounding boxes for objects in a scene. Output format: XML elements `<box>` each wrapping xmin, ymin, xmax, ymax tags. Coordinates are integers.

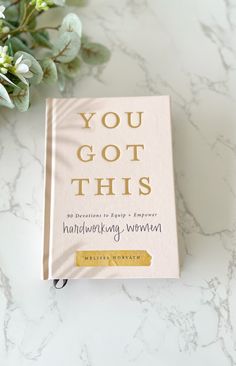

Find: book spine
<box><xmin>42</xmin><ymin>98</ymin><xmax>53</xmax><ymax>279</ymax></box>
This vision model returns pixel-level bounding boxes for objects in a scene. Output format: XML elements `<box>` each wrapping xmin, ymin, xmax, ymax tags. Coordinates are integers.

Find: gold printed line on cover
<box><xmin>75</xmin><ymin>250</ymin><xmax>152</xmax><ymax>267</ymax></box>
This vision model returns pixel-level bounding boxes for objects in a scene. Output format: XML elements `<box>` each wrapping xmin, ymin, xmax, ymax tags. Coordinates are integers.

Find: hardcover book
<box><xmin>43</xmin><ymin>96</ymin><xmax>179</xmax><ymax>279</ymax></box>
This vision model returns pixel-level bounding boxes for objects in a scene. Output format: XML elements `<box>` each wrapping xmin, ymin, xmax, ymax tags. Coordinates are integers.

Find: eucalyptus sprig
<box><xmin>0</xmin><ymin>0</ymin><xmax>110</xmax><ymax>111</ymax></box>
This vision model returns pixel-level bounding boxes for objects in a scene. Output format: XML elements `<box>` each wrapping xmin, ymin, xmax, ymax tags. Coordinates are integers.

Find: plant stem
<box><xmin>30</xmin><ymin>25</ymin><xmax>60</xmax><ymax>33</ymax></box>
<box><xmin>2</xmin><ymin>19</ymin><xmax>15</xmax><ymax>29</ymax></box>
<box><xmin>20</xmin><ymin>2</ymin><xmax>30</xmax><ymax>25</ymax></box>
<box><xmin>2</xmin><ymin>4</ymin><xmax>37</xmax><ymax>39</ymax></box>
<box><xmin>21</xmin><ymin>6</ymin><xmax>36</xmax><ymax>28</ymax></box>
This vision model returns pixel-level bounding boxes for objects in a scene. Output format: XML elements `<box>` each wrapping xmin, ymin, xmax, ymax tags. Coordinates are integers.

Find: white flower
<box><xmin>30</xmin><ymin>0</ymin><xmax>64</xmax><ymax>11</ymax></box>
<box><xmin>0</xmin><ymin>47</ymin><xmax>33</xmax><ymax>84</ymax></box>
<box><xmin>0</xmin><ymin>45</ymin><xmax>13</xmax><ymax>66</ymax></box>
<box><xmin>0</xmin><ymin>66</ymin><xmax>7</xmax><ymax>74</ymax></box>
<box><xmin>14</xmin><ymin>55</ymin><xmax>33</xmax><ymax>84</ymax></box>
<box><xmin>2</xmin><ymin>26</ymin><xmax>9</xmax><ymax>33</ymax></box>
<box><xmin>0</xmin><ymin>5</ymin><xmax>5</xmax><ymax>19</ymax></box>
<box><xmin>0</xmin><ymin>45</ymin><xmax>8</xmax><ymax>57</ymax></box>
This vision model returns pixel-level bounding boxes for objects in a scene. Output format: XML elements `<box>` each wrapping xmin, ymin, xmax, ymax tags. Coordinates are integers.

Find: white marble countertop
<box><xmin>1</xmin><ymin>0</ymin><xmax>236</xmax><ymax>365</ymax></box>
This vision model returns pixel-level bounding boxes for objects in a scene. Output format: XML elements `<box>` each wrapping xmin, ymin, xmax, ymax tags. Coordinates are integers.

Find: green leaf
<box><xmin>54</xmin><ymin>0</ymin><xmax>65</xmax><ymax>5</ymax></box>
<box><xmin>14</xmin><ymin>51</ymin><xmax>43</xmax><ymax>85</ymax></box>
<box><xmin>6</xmin><ymin>38</ymin><xmax>14</xmax><ymax>57</ymax></box>
<box><xmin>60</xmin><ymin>13</ymin><xmax>82</xmax><ymax>37</ymax></box>
<box><xmin>0</xmin><ymin>72</ymin><xmax>17</xmax><ymax>87</ymax></box>
<box><xmin>81</xmin><ymin>42</ymin><xmax>110</xmax><ymax>65</ymax></box>
<box><xmin>19</xmin><ymin>0</ymin><xmax>27</xmax><ymax>23</ymax></box>
<box><xmin>81</xmin><ymin>34</ymin><xmax>89</xmax><ymax>46</ymax></box>
<box><xmin>9</xmin><ymin>37</ymin><xmax>32</xmax><ymax>54</ymax></box>
<box><xmin>31</xmin><ymin>31</ymin><xmax>52</xmax><ymax>48</ymax></box>
<box><xmin>57</xmin><ymin>66</ymin><xmax>66</xmax><ymax>92</ymax></box>
<box><xmin>11</xmin><ymin>82</ymin><xmax>29</xmax><ymax>112</ymax></box>
<box><xmin>0</xmin><ymin>84</ymin><xmax>14</xmax><ymax>109</ymax></box>
<box><xmin>61</xmin><ymin>57</ymin><xmax>81</xmax><ymax>78</ymax></box>
<box><xmin>53</xmin><ymin>31</ymin><xmax>81</xmax><ymax>63</ymax></box>
<box><xmin>41</xmin><ymin>58</ymin><xmax>58</xmax><ymax>84</ymax></box>
<box><xmin>28</xmin><ymin>16</ymin><xmax>37</xmax><ymax>30</ymax></box>
<box><xmin>4</xmin><ymin>5</ymin><xmax>19</xmax><ymax>22</ymax></box>
<box><xmin>66</xmin><ymin>0</ymin><xmax>88</xmax><ymax>6</ymax></box>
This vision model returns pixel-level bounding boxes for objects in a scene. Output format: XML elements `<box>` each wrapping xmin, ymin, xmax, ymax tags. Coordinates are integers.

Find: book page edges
<box><xmin>42</xmin><ymin>98</ymin><xmax>53</xmax><ymax>279</ymax></box>
<box><xmin>168</xmin><ymin>96</ymin><xmax>180</xmax><ymax>277</ymax></box>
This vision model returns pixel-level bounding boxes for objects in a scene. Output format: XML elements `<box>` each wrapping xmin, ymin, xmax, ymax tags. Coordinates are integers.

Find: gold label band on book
<box><xmin>75</xmin><ymin>250</ymin><xmax>152</xmax><ymax>267</ymax></box>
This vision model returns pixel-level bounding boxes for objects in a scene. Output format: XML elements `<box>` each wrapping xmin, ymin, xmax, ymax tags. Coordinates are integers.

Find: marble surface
<box><xmin>1</xmin><ymin>0</ymin><xmax>236</xmax><ymax>365</ymax></box>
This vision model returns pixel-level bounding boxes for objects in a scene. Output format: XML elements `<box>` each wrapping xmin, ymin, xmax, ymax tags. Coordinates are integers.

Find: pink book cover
<box><xmin>42</xmin><ymin>96</ymin><xmax>179</xmax><ymax>279</ymax></box>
